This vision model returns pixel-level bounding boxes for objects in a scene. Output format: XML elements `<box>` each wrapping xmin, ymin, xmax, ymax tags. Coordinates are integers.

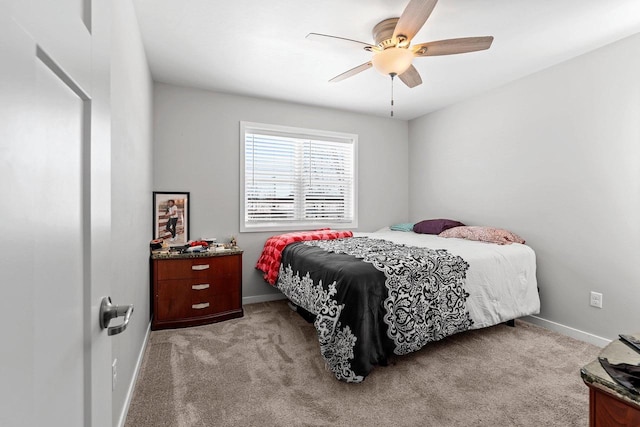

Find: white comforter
<box><xmin>354</xmin><ymin>228</ymin><xmax>540</xmax><ymax>329</ymax></box>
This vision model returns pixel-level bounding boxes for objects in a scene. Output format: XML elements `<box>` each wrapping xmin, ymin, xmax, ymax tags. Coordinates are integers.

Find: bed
<box><xmin>257</xmin><ymin>226</ymin><xmax>540</xmax><ymax>383</ymax></box>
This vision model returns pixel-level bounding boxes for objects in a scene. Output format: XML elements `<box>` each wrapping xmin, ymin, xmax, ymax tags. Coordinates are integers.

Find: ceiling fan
<box><xmin>307</xmin><ymin>0</ymin><xmax>493</xmax><ymax>114</ymax></box>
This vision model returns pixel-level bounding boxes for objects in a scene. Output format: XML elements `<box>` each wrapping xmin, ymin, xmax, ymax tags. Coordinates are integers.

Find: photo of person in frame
<box><xmin>153</xmin><ymin>192</ymin><xmax>189</xmax><ymax>245</ymax></box>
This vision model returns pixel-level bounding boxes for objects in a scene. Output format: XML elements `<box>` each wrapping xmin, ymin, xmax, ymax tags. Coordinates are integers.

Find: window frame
<box><xmin>240</xmin><ymin>121</ymin><xmax>358</xmax><ymax>233</ymax></box>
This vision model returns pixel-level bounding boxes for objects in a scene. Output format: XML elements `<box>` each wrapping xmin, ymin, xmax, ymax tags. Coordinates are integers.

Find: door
<box><xmin>0</xmin><ymin>1</ymin><xmax>112</xmax><ymax>426</ymax></box>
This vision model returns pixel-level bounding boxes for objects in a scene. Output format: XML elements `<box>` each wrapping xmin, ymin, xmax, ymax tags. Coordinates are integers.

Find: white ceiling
<box><xmin>132</xmin><ymin>0</ymin><xmax>640</xmax><ymax>120</ymax></box>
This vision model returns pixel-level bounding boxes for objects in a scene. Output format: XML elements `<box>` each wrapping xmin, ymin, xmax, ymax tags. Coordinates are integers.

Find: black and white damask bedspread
<box><xmin>276</xmin><ymin>237</ymin><xmax>473</xmax><ymax>383</ymax></box>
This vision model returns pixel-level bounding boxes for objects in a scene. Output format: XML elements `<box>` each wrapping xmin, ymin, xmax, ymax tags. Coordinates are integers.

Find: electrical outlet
<box><xmin>590</xmin><ymin>291</ymin><xmax>603</xmax><ymax>309</ymax></box>
<box><xmin>112</xmin><ymin>359</ymin><xmax>118</xmax><ymax>390</ymax></box>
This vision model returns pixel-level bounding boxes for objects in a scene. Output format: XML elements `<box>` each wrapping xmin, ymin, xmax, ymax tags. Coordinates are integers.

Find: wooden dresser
<box><xmin>581</xmin><ymin>334</ymin><xmax>640</xmax><ymax>426</ymax></box>
<box><xmin>151</xmin><ymin>249</ymin><xmax>243</xmax><ymax>330</ymax></box>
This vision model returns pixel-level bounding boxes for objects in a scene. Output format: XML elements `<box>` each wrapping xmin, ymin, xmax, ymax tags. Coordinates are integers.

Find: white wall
<box><xmin>111</xmin><ymin>2</ymin><xmax>154</xmax><ymax>425</ymax></box>
<box><xmin>153</xmin><ymin>83</ymin><xmax>409</xmax><ymax>301</ymax></box>
<box><xmin>409</xmin><ymin>33</ymin><xmax>640</xmax><ymax>341</ymax></box>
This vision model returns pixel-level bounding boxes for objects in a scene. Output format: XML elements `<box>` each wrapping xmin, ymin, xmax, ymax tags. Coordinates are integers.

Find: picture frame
<box><xmin>153</xmin><ymin>191</ymin><xmax>190</xmax><ymax>244</ymax></box>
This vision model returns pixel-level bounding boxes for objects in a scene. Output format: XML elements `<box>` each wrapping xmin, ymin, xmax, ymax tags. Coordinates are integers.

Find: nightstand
<box><xmin>150</xmin><ymin>249</ymin><xmax>243</xmax><ymax>330</ymax></box>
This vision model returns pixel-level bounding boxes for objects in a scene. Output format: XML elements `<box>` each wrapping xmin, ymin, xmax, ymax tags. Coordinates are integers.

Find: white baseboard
<box><xmin>523</xmin><ymin>315</ymin><xmax>611</xmax><ymax>348</ymax></box>
<box><xmin>243</xmin><ymin>293</ymin><xmax>287</xmax><ymax>305</ymax></box>
<box><xmin>117</xmin><ymin>321</ymin><xmax>151</xmax><ymax>427</ymax></box>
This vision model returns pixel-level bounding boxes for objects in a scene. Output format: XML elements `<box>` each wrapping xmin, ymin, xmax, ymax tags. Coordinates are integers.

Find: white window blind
<box><xmin>240</xmin><ymin>122</ymin><xmax>358</xmax><ymax>232</ymax></box>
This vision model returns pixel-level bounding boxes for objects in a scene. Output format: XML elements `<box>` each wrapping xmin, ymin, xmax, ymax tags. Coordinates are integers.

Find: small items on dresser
<box><xmin>581</xmin><ymin>333</ymin><xmax>640</xmax><ymax>426</ymax></box>
<box><xmin>150</xmin><ymin>238</ymin><xmax>238</xmax><ymax>256</ymax></box>
<box><xmin>599</xmin><ymin>335</ymin><xmax>640</xmax><ymax>395</ymax></box>
<box><xmin>149</xmin><ymin>239</ymin><xmax>163</xmax><ymax>250</ymax></box>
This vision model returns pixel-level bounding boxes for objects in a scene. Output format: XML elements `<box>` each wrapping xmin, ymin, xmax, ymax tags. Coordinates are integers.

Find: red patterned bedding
<box><xmin>256</xmin><ymin>229</ymin><xmax>353</xmax><ymax>285</ymax></box>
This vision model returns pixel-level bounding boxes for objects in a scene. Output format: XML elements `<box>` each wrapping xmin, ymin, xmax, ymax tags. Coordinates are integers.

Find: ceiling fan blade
<box><xmin>329</xmin><ymin>62</ymin><xmax>373</xmax><ymax>83</ymax></box>
<box><xmin>306</xmin><ymin>33</ymin><xmax>375</xmax><ymax>51</ymax></box>
<box><xmin>392</xmin><ymin>0</ymin><xmax>438</xmax><ymax>44</ymax></box>
<box><xmin>398</xmin><ymin>65</ymin><xmax>422</xmax><ymax>88</ymax></box>
<box><xmin>413</xmin><ymin>36</ymin><xmax>494</xmax><ymax>56</ymax></box>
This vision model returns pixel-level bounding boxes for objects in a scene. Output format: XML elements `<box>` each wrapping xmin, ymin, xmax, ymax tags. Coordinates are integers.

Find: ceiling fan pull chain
<box><xmin>390</xmin><ymin>73</ymin><xmax>395</xmax><ymax>117</ymax></box>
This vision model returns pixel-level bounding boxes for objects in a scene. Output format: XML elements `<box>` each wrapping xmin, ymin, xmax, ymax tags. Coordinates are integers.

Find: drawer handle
<box><xmin>192</xmin><ymin>284</ymin><xmax>210</xmax><ymax>290</ymax></box>
<box><xmin>192</xmin><ymin>264</ymin><xmax>210</xmax><ymax>271</ymax></box>
<box><xmin>192</xmin><ymin>302</ymin><xmax>210</xmax><ymax>310</ymax></box>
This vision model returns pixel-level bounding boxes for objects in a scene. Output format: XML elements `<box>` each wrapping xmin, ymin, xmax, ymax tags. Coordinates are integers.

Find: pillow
<box><xmin>413</xmin><ymin>219</ymin><xmax>465</xmax><ymax>235</ymax></box>
<box><xmin>438</xmin><ymin>226</ymin><xmax>525</xmax><ymax>245</ymax></box>
<box><xmin>390</xmin><ymin>223</ymin><xmax>415</xmax><ymax>232</ymax></box>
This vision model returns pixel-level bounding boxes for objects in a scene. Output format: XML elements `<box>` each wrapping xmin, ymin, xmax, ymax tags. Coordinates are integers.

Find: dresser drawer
<box><xmin>155</xmin><ymin>258</ymin><xmax>218</xmax><ymax>280</ymax></box>
<box><xmin>158</xmin><ymin>278</ymin><xmax>231</xmax><ymax>298</ymax></box>
<box><xmin>190</xmin><ymin>290</ymin><xmax>241</xmax><ymax>318</ymax></box>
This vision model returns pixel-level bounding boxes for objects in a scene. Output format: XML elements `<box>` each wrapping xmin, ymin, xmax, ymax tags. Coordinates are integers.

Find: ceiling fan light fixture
<box><xmin>371</xmin><ymin>47</ymin><xmax>414</xmax><ymax>76</ymax></box>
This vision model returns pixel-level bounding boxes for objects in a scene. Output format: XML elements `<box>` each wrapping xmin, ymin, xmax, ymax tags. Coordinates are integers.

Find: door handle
<box><xmin>100</xmin><ymin>297</ymin><xmax>134</xmax><ymax>336</ymax></box>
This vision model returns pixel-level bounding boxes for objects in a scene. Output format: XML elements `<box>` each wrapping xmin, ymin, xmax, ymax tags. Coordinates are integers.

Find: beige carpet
<box><xmin>125</xmin><ymin>300</ymin><xmax>600</xmax><ymax>427</ymax></box>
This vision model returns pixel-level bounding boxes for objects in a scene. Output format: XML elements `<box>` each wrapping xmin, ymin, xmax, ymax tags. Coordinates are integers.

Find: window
<box><xmin>240</xmin><ymin>121</ymin><xmax>358</xmax><ymax>232</ymax></box>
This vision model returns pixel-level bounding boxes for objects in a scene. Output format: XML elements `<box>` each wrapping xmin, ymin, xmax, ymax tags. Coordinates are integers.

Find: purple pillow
<box><xmin>413</xmin><ymin>219</ymin><xmax>465</xmax><ymax>235</ymax></box>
